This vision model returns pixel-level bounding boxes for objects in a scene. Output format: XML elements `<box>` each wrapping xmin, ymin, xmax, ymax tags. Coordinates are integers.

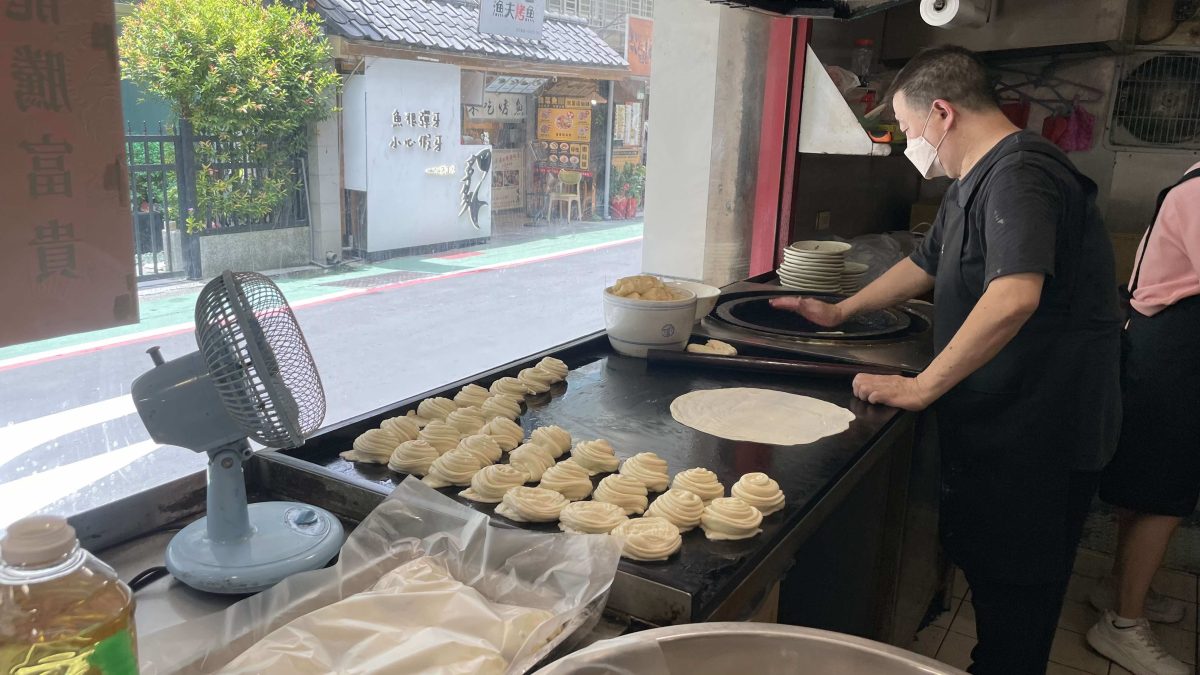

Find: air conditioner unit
<box><xmin>1107</xmin><ymin>50</ymin><xmax>1200</xmax><ymax>151</ymax></box>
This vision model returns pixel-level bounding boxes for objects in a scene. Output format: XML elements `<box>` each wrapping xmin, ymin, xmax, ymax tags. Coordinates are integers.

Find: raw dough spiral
<box><xmin>619</xmin><ymin>452</ymin><xmax>670</xmax><ymax>492</ymax></box>
<box><xmin>530</xmin><ymin>426</ymin><xmax>571</xmax><ymax>458</ymax></box>
<box><xmin>517</xmin><ymin>367</ymin><xmax>555</xmax><ymax>394</ymax></box>
<box><xmin>387</xmin><ymin>439</ymin><xmax>440</xmax><ymax>475</ymax></box>
<box><xmin>593</xmin><ymin>474</ymin><xmax>649</xmax><ymax>515</ymax></box>
<box><xmin>490</xmin><ymin>377</ymin><xmax>532</xmax><ymax>399</ymax></box>
<box><xmin>422</xmin><ymin>449</ymin><xmax>483</xmax><ymax>488</ymax></box>
<box><xmin>700</xmin><ymin>497</ymin><xmax>763</xmax><ymax>541</ymax></box>
<box><xmin>481</xmin><ymin>395</ymin><xmax>521</xmax><ymax>422</ymax></box>
<box><xmin>453</xmin><ymin>383</ymin><xmax>492</xmax><ymax>408</ymax></box>
<box><xmin>446</xmin><ymin>406</ymin><xmax>487</xmax><ymax>435</ymax></box>
<box><xmin>341</xmin><ymin>427</ymin><xmax>401</xmax><ymax>464</ymax></box>
<box><xmin>495</xmin><ymin>486</ymin><xmax>568</xmax><ymax>523</ymax></box>
<box><xmin>559</xmin><ymin>501</ymin><xmax>628</xmax><ymax>534</ymax></box>
<box><xmin>481</xmin><ymin>417</ymin><xmax>524</xmax><ymax>451</ymax></box>
<box><xmin>509</xmin><ymin>443</ymin><xmax>556</xmax><ymax>482</ymax></box>
<box><xmin>380</xmin><ymin>415</ymin><xmax>421</xmax><ymax>442</ymax></box>
<box><xmin>418</xmin><ymin>421</ymin><xmax>462</xmax><ymax>454</ymax></box>
<box><xmin>417</xmin><ymin>397</ymin><xmax>457</xmax><ymax>423</ymax></box>
<box><xmin>571</xmin><ymin>440</ymin><xmax>621</xmax><ymax>475</ymax></box>
<box><xmin>731</xmin><ymin>472</ymin><xmax>785</xmax><ymax>515</ymax></box>
<box><xmin>610</xmin><ymin>517</ymin><xmax>682</xmax><ymax>561</ymax></box>
<box><xmin>537</xmin><ymin>459</ymin><xmax>594</xmax><ymax>501</ymax></box>
<box><xmin>460</xmin><ymin>464</ymin><xmax>528</xmax><ymax>503</ymax></box>
<box><xmin>457</xmin><ymin>434</ymin><xmax>502</xmax><ymax>465</ymax></box>
<box><xmin>645</xmin><ymin>489</ymin><xmax>705</xmax><ymax>532</ymax></box>
<box><xmin>534</xmin><ymin>357</ymin><xmax>569</xmax><ymax>383</ymax></box>
<box><xmin>671</xmin><ymin>468</ymin><xmax>725</xmax><ymax>503</ymax></box>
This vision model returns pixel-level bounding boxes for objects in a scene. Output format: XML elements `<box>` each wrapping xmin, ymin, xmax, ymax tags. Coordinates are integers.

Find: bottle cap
<box><xmin>855</xmin><ymin>38</ymin><xmax>875</xmax><ymax>47</ymax></box>
<box><xmin>1</xmin><ymin>515</ymin><xmax>78</xmax><ymax>567</ymax></box>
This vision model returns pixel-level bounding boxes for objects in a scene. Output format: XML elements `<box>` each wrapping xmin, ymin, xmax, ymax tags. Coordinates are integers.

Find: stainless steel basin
<box><xmin>535</xmin><ymin>622</ymin><xmax>966</xmax><ymax>675</ymax></box>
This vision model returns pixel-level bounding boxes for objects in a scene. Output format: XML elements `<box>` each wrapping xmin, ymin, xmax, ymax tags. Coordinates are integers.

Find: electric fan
<box><xmin>132</xmin><ymin>271</ymin><xmax>344</xmax><ymax>594</ymax></box>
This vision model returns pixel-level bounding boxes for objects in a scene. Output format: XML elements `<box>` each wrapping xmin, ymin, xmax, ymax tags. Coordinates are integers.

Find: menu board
<box><xmin>536</xmin><ymin>96</ymin><xmax>592</xmax><ymax>143</ymax></box>
<box><xmin>537</xmin><ymin>141</ymin><xmax>589</xmax><ymax>171</ymax></box>
<box><xmin>0</xmin><ymin>0</ymin><xmax>138</xmax><ymax>347</ymax></box>
<box><xmin>491</xmin><ymin>148</ymin><xmax>524</xmax><ymax>210</ymax></box>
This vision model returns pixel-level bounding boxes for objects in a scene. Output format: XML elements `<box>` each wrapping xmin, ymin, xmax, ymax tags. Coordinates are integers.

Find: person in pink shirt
<box><xmin>1086</xmin><ymin>163</ymin><xmax>1200</xmax><ymax>675</ymax></box>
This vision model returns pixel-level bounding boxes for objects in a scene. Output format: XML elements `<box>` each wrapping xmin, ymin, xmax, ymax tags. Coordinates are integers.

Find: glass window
<box><xmin>0</xmin><ymin>0</ymin><xmax>655</xmax><ymax>527</ymax></box>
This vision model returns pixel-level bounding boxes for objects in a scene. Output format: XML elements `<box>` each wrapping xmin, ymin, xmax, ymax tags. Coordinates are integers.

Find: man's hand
<box><xmin>852</xmin><ymin>374</ymin><xmax>934</xmax><ymax>411</ymax></box>
<box><xmin>769</xmin><ymin>296</ymin><xmax>846</xmax><ymax>328</ymax></box>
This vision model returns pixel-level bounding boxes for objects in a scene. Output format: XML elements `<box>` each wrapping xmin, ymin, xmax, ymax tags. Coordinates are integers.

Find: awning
<box><xmin>315</xmin><ymin>0</ymin><xmax>630</xmax><ymax>78</ymax></box>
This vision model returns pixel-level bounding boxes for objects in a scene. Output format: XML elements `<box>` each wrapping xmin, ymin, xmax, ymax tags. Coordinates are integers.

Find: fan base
<box><xmin>165</xmin><ymin>501</ymin><xmax>344</xmax><ymax>594</ymax></box>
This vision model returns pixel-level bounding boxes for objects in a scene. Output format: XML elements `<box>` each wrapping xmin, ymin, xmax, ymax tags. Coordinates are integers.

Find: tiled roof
<box><xmin>314</xmin><ymin>0</ymin><xmax>629</xmax><ymax>69</ymax></box>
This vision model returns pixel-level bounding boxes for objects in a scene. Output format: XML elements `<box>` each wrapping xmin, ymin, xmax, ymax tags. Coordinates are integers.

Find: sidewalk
<box><xmin>0</xmin><ymin>219</ymin><xmax>644</xmax><ymax>363</ymax></box>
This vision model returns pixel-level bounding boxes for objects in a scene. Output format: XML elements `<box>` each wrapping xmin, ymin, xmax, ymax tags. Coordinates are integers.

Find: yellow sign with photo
<box><xmin>537</xmin><ymin>107</ymin><xmax>592</xmax><ymax>143</ymax></box>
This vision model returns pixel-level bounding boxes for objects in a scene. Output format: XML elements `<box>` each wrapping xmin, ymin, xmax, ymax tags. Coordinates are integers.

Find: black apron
<box><xmin>935</xmin><ymin>139</ymin><xmax>1117</xmax><ymax>585</ymax></box>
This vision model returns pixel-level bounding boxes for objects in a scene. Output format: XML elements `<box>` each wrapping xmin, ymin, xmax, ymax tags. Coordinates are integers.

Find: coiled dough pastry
<box><xmin>416</xmin><ymin>397</ymin><xmax>457</xmax><ymax>423</ymax></box>
<box><xmin>490</xmin><ymin>377</ymin><xmax>532</xmax><ymax>399</ymax></box>
<box><xmin>418</xmin><ymin>421</ymin><xmax>462</xmax><ymax>454</ymax></box>
<box><xmin>671</xmin><ymin>467</ymin><xmax>725</xmax><ymax>503</ymax></box>
<box><xmin>571</xmin><ymin>439</ymin><xmax>620</xmax><ymax>475</ymax></box>
<box><xmin>593</xmin><ymin>474</ymin><xmax>649</xmax><ymax>515</ymax></box>
<box><xmin>446</xmin><ymin>406</ymin><xmax>487</xmax><ymax>435</ymax></box>
<box><xmin>537</xmin><ymin>459</ymin><xmax>594</xmax><ymax>501</ymax></box>
<box><xmin>644</xmin><ymin>488</ymin><xmax>705</xmax><ymax>532</ymax></box>
<box><xmin>517</xmin><ymin>367</ymin><xmax>554</xmax><ymax>394</ymax></box>
<box><xmin>481</xmin><ymin>417</ymin><xmax>524</xmax><ymax>451</ymax></box>
<box><xmin>422</xmin><ymin>449</ymin><xmax>483</xmax><ymax>488</ymax></box>
<box><xmin>387</xmin><ymin>439</ymin><xmax>439</xmax><ymax>476</ymax></box>
<box><xmin>700</xmin><ymin>497</ymin><xmax>763</xmax><ymax>541</ymax></box>
<box><xmin>559</xmin><ymin>501</ymin><xmax>628</xmax><ymax>534</ymax></box>
<box><xmin>534</xmin><ymin>357</ymin><xmax>569</xmax><ymax>383</ymax></box>
<box><xmin>509</xmin><ymin>443</ymin><xmax>556</xmax><ymax>482</ymax></box>
<box><xmin>457</xmin><ymin>434</ymin><xmax>502</xmax><ymax>465</ymax></box>
<box><xmin>731</xmin><ymin>472</ymin><xmax>785</xmax><ymax>516</ymax></box>
<box><xmin>610</xmin><ymin>517</ymin><xmax>682</xmax><ymax>561</ymax></box>
<box><xmin>529</xmin><ymin>426</ymin><xmax>571</xmax><ymax>458</ymax></box>
<box><xmin>341</xmin><ymin>427</ymin><xmax>401</xmax><ymax>464</ymax></box>
<box><xmin>481</xmin><ymin>395</ymin><xmax>521</xmax><ymax>422</ymax></box>
<box><xmin>619</xmin><ymin>452</ymin><xmax>669</xmax><ymax>492</ymax></box>
<box><xmin>453</xmin><ymin>383</ymin><xmax>491</xmax><ymax>408</ymax></box>
<box><xmin>379</xmin><ymin>415</ymin><xmax>421</xmax><ymax>442</ymax></box>
<box><xmin>495</xmin><ymin>486</ymin><xmax>568</xmax><ymax>523</ymax></box>
<box><xmin>460</xmin><ymin>464</ymin><xmax>528</xmax><ymax>503</ymax></box>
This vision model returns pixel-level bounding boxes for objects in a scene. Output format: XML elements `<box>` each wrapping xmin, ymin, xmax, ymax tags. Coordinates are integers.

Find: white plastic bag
<box><xmin>139</xmin><ymin>477</ymin><xmax>623</xmax><ymax>675</ymax></box>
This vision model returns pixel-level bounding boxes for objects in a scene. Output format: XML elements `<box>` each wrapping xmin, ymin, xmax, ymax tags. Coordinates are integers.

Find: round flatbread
<box><xmin>670</xmin><ymin>387</ymin><xmax>854</xmax><ymax>445</ymax></box>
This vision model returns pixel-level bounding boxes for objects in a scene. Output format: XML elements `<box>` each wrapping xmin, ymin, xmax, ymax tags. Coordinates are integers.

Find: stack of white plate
<box><xmin>841</xmin><ymin>261</ymin><xmax>868</xmax><ymax>294</ymax></box>
<box><xmin>778</xmin><ymin>241</ymin><xmax>852</xmax><ymax>293</ymax></box>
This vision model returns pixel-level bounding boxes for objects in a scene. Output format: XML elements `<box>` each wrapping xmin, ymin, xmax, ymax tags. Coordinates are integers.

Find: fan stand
<box><xmin>164</xmin><ymin>440</ymin><xmax>344</xmax><ymax>594</ymax></box>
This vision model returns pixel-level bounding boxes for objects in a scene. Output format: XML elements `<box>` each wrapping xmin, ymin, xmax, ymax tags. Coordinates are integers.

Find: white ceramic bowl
<box><xmin>667</xmin><ymin>281</ymin><xmax>721</xmax><ymax>322</ymax></box>
<box><xmin>603</xmin><ymin>287</ymin><xmax>697</xmax><ymax>358</ymax></box>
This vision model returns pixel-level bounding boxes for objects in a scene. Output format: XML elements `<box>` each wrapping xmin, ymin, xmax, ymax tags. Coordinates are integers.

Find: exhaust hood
<box><xmin>705</xmin><ymin>0</ymin><xmax>915</xmax><ymax>20</ymax></box>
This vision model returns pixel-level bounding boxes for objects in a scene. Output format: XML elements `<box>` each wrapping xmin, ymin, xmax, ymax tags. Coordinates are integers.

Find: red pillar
<box><xmin>749</xmin><ymin>17</ymin><xmax>812</xmax><ymax>277</ymax></box>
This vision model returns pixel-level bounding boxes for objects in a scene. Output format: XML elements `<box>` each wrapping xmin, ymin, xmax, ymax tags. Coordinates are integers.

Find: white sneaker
<box><xmin>1089</xmin><ymin>576</ymin><xmax>1187</xmax><ymax>624</ymax></box>
<box><xmin>1087</xmin><ymin>610</ymin><xmax>1189</xmax><ymax>675</ymax></box>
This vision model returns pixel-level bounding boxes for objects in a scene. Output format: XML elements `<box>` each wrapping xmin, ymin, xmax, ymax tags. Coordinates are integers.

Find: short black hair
<box><xmin>888</xmin><ymin>45</ymin><xmax>997</xmax><ymax>112</ymax></box>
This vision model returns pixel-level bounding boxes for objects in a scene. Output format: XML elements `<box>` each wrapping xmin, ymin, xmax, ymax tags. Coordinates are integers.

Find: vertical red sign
<box><xmin>626</xmin><ymin>16</ymin><xmax>653</xmax><ymax>78</ymax></box>
<box><xmin>0</xmin><ymin>0</ymin><xmax>138</xmax><ymax>348</ymax></box>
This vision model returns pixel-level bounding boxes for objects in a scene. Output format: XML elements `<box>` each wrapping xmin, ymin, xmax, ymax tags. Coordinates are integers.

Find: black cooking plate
<box><xmin>715</xmin><ymin>293</ymin><xmax>911</xmax><ymax>340</ymax></box>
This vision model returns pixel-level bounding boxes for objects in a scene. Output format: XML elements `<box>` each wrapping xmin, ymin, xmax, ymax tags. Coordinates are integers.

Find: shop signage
<box><xmin>537</xmin><ymin>96</ymin><xmax>592</xmax><ymax>143</ymax></box>
<box><xmin>387</xmin><ymin>108</ymin><xmax>443</xmax><ymax>151</ymax></box>
<box><xmin>465</xmin><ymin>93</ymin><xmax>527</xmax><ymax>122</ymax></box>
<box><xmin>0</xmin><ymin>0</ymin><xmax>138</xmax><ymax>348</ymax></box>
<box><xmin>478</xmin><ymin>0</ymin><xmax>545</xmax><ymax>41</ymax></box>
<box><xmin>491</xmin><ymin>148</ymin><xmax>524</xmax><ymax>210</ymax></box>
<box><xmin>626</xmin><ymin>16</ymin><xmax>653</xmax><ymax>78</ymax></box>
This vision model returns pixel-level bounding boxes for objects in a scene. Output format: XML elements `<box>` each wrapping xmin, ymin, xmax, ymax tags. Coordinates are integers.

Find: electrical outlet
<box><xmin>816</xmin><ymin>211</ymin><xmax>831</xmax><ymax>231</ymax></box>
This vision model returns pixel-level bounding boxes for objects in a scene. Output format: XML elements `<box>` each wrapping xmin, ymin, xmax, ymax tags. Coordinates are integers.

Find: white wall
<box><xmin>363</xmin><ymin>58</ymin><xmax>491</xmax><ymax>253</ymax></box>
<box><xmin>343</xmin><ymin>74</ymin><xmax>367</xmax><ymax>192</ymax></box>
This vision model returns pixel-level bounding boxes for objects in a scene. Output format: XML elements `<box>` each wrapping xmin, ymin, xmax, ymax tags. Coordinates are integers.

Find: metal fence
<box><xmin>125</xmin><ymin>121</ymin><xmax>310</xmax><ymax>281</ymax></box>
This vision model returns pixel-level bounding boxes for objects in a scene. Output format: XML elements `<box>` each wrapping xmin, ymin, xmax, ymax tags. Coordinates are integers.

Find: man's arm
<box><xmin>770</xmin><ymin>258</ymin><xmax>935</xmax><ymax>327</ymax></box>
<box><xmin>853</xmin><ymin>272</ymin><xmax>1044</xmax><ymax>410</ymax></box>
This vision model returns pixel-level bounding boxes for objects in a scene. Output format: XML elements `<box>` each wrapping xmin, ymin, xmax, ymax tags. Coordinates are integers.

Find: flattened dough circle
<box><xmin>670</xmin><ymin>387</ymin><xmax>855</xmax><ymax>445</ymax></box>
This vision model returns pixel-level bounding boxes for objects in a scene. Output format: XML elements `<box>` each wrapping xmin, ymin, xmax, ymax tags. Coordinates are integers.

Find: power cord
<box><xmin>128</xmin><ymin>566</ymin><xmax>170</xmax><ymax>592</ymax></box>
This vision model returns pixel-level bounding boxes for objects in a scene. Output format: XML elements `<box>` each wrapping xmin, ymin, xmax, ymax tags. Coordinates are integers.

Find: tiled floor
<box><xmin>912</xmin><ymin>549</ymin><xmax>1200</xmax><ymax>674</ymax></box>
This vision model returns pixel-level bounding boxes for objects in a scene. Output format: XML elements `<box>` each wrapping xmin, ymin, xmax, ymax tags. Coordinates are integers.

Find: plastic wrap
<box><xmin>139</xmin><ymin>477</ymin><xmax>624</xmax><ymax>674</ymax></box>
<box><xmin>844</xmin><ymin>232</ymin><xmax>923</xmax><ymax>286</ymax></box>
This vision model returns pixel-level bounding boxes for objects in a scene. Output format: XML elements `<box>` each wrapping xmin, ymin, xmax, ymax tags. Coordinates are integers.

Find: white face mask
<box><xmin>904</xmin><ymin>107</ymin><xmax>949</xmax><ymax>180</ymax></box>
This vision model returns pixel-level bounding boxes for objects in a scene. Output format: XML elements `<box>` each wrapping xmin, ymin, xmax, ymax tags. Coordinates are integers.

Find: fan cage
<box><xmin>194</xmin><ymin>272</ymin><xmax>326</xmax><ymax>448</ymax></box>
<box><xmin>1111</xmin><ymin>53</ymin><xmax>1200</xmax><ymax>149</ymax></box>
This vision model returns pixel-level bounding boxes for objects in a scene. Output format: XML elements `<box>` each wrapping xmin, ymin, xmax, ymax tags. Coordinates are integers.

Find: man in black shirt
<box><xmin>773</xmin><ymin>46</ymin><xmax>1122</xmax><ymax>675</ymax></box>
